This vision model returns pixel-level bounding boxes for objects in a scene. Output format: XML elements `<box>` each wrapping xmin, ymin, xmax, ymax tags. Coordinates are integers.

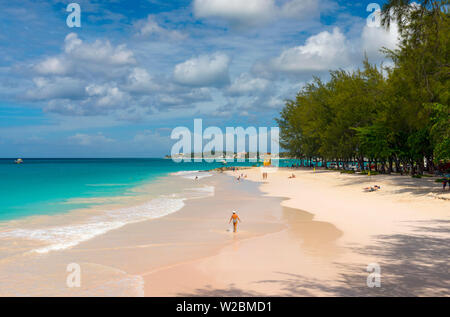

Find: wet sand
<box><xmin>144</xmin><ymin>167</ymin><xmax>449</xmax><ymax>297</ymax></box>
<box><xmin>0</xmin><ymin>173</ymin><xmax>291</xmax><ymax>296</ymax></box>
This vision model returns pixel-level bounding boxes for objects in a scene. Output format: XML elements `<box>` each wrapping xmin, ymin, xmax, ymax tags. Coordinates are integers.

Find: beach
<box><xmin>143</xmin><ymin>167</ymin><xmax>450</xmax><ymax>296</ymax></box>
<box><xmin>0</xmin><ymin>166</ymin><xmax>449</xmax><ymax>296</ymax></box>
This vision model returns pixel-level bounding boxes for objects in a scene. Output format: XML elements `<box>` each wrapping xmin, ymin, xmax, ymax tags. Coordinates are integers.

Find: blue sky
<box><xmin>0</xmin><ymin>0</ymin><xmax>398</xmax><ymax>158</ymax></box>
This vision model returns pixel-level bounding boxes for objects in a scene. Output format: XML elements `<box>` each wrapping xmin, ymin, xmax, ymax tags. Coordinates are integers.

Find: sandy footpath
<box><xmin>146</xmin><ymin>168</ymin><xmax>449</xmax><ymax>296</ymax></box>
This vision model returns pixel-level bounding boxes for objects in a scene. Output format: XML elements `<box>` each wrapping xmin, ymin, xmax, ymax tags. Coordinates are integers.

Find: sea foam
<box><xmin>0</xmin><ymin>198</ymin><xmax>185</xmax><ymax>254</ymax></box>
<box><xmin>171</xmin><ymin>170</ymin><xmax>213</xmax><ymax>180</ymax></box>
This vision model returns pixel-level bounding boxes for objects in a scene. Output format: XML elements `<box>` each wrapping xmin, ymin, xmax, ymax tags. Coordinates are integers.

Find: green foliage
<box><xmin>278</xmin><ymin>0</ymin><xmax>449</xmax><ymax>173</ymax></box>
<box><xmin>429</xmin><ymin>103</ymin><xmax>450</xmax><ymax>162</ymax></box>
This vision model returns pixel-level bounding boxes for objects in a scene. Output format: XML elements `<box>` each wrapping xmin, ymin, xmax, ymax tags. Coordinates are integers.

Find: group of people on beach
<box><xmin>237</xmin><ymin>173</ymin><xmax>247</xmax><ymax>182</ymax></box>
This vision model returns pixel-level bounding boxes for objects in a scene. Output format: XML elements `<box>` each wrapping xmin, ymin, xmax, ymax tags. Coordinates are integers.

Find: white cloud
<box><xmin>26</xmin><ymin>77</ymin><xmax>85</xmax><ymax>100</ymax></box>
<box><xmin>193</xmin><ymin>0</ymin><xmax>321</xmax><ymax>27</ymax></box>
<box><xmin>194</xmin><ymin>0</ymin><xmax>275</xmax><ymax>26</ymax></box>
<box><xmin>135</xmin><ymin>15</ymin><xmax>186</xmax><ymax>40</ymax></box>
<box><xmin>266</xmin><ymin>96</ymin><xmax>284</xmax><ymax>109</ymax></box>
<box><xmin>34</xmin><ymin>57</ymin><xmax>70</xmax><ymax>75</ymax></box>
<box><xmin>64</xmin><ymin>33</ymin><xmax>135</xmax><ymax>66</ymax></box>
<box><xmin>85</xmin><ymin>84</ymin><xmax>129</xmax><ymax>108</ymax></box>
<box><xmin>279</xmin><ymin>0</ymin><xmax>320</xmax><ymax>19</ymax></box>
<box><xmin>227</xmin><ymin>73</ymin><xmax>269</xmax><ymax>95</ymax></box>
<box><xmin>69</xmin><ymin>133</ymin><xmax>114</xmax><ymax>146</ymax></box>
<box><xmin>362</xmin><ymin>22</ymin><xmax>400</xmax><ymax>61</ymax></box>
<box><xmin>269</xmin><ymin>27</ymin><xmax>351</xmax><ymax>74</ymax></box>
<box><xmin>174</xmin><ymin>53</ymin><xmax>231</xmax><ymax>87</ymax></box>
<box><xmin>124</xmin><ymin>67</ymin><xmax>160</xmax><ymax>94</ymax></box>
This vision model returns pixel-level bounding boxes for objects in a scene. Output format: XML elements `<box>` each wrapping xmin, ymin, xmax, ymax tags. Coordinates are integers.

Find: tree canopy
<box><xmin>277</xmin><ymin>0</ymin><xmax>449</xmax><ymax>174</ymax></box>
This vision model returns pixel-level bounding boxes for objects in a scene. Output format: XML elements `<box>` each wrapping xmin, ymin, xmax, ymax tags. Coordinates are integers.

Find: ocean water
<box><xmin>0</xmin><ymin>158</ymin><xmax>254</xmax><ymax>221</ymax></box>
<box><xmin>0</xmin><ymin>158</ymin><xmax>279</xmax><ymax>295</ymax></box>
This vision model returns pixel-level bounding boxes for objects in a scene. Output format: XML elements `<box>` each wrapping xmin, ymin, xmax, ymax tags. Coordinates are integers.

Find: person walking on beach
<box><xmin>229</xmin><ymin>211</ymin><xmax>241</xmax><ymax>233</ymax></box>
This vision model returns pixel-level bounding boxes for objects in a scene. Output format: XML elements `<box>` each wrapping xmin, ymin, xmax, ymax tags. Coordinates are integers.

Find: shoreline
<box><xmin>0</xmin><ymin>171</ymin><xmax>288</xmax><ymax>296</ymax></box>
<box><xmin>0</xmin><ymin>166</ymin><xmax>448</xmax><ymax>296</ymax></box>
<box><xmin>0</xmin><ymin>169</ymin><xmax>222</xmax><ymax>255</ymax></box>
<box><xmin>143</xmin><ymin>167</ymin><xmax>450</xmax><ymax>296</ymax></box>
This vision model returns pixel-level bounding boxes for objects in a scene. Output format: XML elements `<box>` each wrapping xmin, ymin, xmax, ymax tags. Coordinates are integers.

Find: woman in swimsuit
<box><xmin>229</xmin><ymin>211</ymin><xmax>241</xmax><ymax>233</ymax></box>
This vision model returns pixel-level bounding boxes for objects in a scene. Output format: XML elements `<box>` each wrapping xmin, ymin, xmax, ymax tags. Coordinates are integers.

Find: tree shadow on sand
<box><xmin>177</xmin><ymin>284</ymin><xmax>264</xmax><ymax>297</ymax></box>
<box><xmin>338</xmin><ymin>173</ymin><xmax>447</xmax><ymax>197</ymax></box>
<box><xmin>179</xmin><ymin>220</ymin><xmax>450</xmax><ymax>297</ymax></box>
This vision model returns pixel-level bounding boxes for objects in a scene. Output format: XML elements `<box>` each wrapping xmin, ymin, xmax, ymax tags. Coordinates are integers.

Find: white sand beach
<box><xmin>0</xmin><ymin>168</ymin><xmax>448</xmax><ymax>296</ymax></box>
<box><xmin>145</xmin><ymin>167</ymin><xmax>450</xmax><ymax>296</ymax></box>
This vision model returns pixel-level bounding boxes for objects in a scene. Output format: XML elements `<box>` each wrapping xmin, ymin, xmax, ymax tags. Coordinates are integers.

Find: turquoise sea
<box><xmin>0</xmin><ymin>158</ymin><xmax>259</xmax><ymax>222</ymax></box>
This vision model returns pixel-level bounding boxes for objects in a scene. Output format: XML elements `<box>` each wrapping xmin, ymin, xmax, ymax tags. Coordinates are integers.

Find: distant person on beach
<box><xmin>229</xmin><ymin>211</ymin><xmax>241</xmax><ymax>233</ymax></box>
<box><xmin>443</xmin><ymin>179</ymin><xmax>448</xmax><ymax>191</ymax></box>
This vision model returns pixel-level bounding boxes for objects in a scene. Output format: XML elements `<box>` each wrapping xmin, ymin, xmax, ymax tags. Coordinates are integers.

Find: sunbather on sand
<box><xmin>364</xmin><ymin>185</ymin><xmax>381</xmax><ymax>192</ymax></box>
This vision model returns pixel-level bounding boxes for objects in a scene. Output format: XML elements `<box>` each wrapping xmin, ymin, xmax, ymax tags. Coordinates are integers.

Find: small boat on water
<box><xmin>15</xmin><ymin>158</ymin><xmax>23</xmax><ymax>164</ymax></box>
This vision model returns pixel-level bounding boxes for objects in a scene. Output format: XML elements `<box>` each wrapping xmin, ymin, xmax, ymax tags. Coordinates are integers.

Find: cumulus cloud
<box><xmin>135</xmin><ymin>15</ymin><xmax>186</xmax><ymax>40</ymax></box>
<box><xmin>42</xmin><ymin>83</ymin><xmax>131</xmax><ymax>116</ymax></box>
<box><xmin>227</xmin><ymin>73</ymin><xmax>269</xmax><ymax>96</ymax></box>
<box><xmin>26</xmin><ymin>77</ymin><xmax>85</xmax><ymax>101</ymax></box>
<box><xmin>8</xmin><ymin>2</ymin><xmax>401</xmax><ymax>127</ymax></box>
<box><xmin>85</xmin><ymin>84</ymin><xmax>129</xmax><ymax>108</ymax></box>
<box><xmin>194</xmin><ymin>0</ymin><xmax>275</xmax><ymax>26</ymax></box>
<box><xmin>362</xmin><ymin>21</ymin><xmax>400</xmax><ymax>61</ymax></box>
<box><xmin>34</xmin><ymin>57</ymin><xmax>70</xmax><ymax>75</ymax></box>
<box><xmin>268</xmin><ymin>27</ymin><xmax>351</xmax><ymax>74</ymax></box>
<box><xmin>193</xmin><ymin>0</ymin><xmax>321</xmax><ymax>27</ymax></box>
<box><xmin>124</xmin><ymin>67</ymin><xmax>160</xmax><ymax>94</ymax></box>
<box><xmin>25</xmin><ymin>33</ymin><xmax>215</xmax><ymax>118</ymax></box>
<box><xmin>64</xmin><ymin>33</ymin><xmax>135</xmax><ymax>66</ymax></box>
<box><xmin>174</xmin><ymin>53</ymin><xmax>231</xmax><ymax>87</ymax></box>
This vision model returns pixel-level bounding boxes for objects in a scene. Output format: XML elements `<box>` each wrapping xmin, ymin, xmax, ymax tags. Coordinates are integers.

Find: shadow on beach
<box><xmin>337</xmin><ymin>171</ymin><xmax>445</xmax><ymax>197</ymax></box>
<box><xmin>286</xmin><ymin>168</ymin><xmax>446</xmax><ymax>197</ymax></box>
<box><xmin>178</xmin><ymin>219</ymin><xmax>450</xmax><ymax>297</ymax></box>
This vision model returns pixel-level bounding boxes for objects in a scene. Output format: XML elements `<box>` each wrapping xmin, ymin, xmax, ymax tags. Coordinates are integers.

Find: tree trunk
<box><xmin>388</xmin><ymin>158</ymin><xmax>393</xmax><ymax>174</ymax></box>
<box><xmin>417</xmin><ymin>159</ymin><xmax>424</xmax><ymax>175</ymax></box>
